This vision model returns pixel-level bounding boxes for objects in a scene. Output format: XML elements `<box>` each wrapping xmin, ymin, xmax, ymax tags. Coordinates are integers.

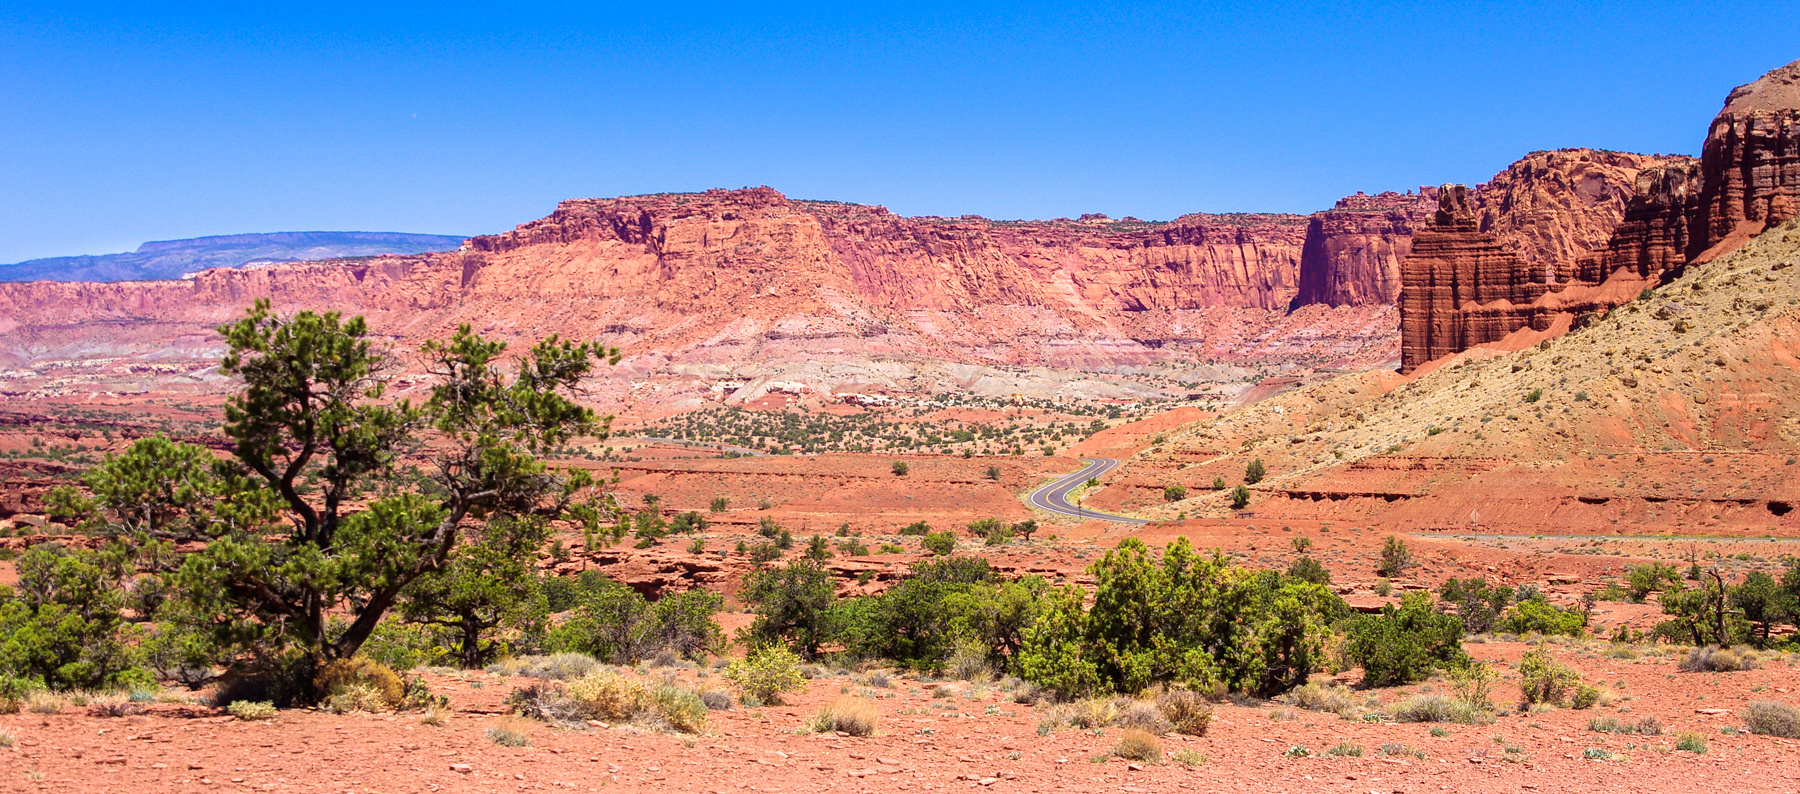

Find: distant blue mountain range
<box><xmin>0</xmin><ymin>231</ymin><xmax>468</xmax><ymax>282</ymax></box>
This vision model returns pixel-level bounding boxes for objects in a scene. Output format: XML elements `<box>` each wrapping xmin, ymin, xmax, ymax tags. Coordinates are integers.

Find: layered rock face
<box><xmin>1398</xmin><ymin>59</ymin><xmax>1800</xmax><ymax>372</ymax></box>
<box><xmin>1291</xmin><ymin>190</ymin><xmax>1437</xmax><ymax>308</ymax></box>
<box><xmin>1696</xmin><ymin>59</ymin><xmax>1800</xmax><ymax>259</ymax></box>
<box><xmin>2</xmin><ymin>188</ymin><xmax>1411</xmax><ymax>404</ymax></box>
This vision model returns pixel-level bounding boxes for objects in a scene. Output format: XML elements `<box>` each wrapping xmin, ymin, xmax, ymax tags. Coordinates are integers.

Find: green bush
<box><xmin>723</xmin><ymin>646</ymin><xmax>807</xmax><ymax>705</ymax></box>
<box><xmin>1438</xmin><ymin>577</ymin><xmax>1513</xmax><ymax>634</ymax></box>
<box><xmin>1017</xmin><ymin>538</ymin><xmax>1345</xmax><ymax>698</ymax></box>
<box><xmin>227</xmin><ymin>700</ymin><xmax>276</xmax><ymax>721</ymax></box>
<box><xmin>922</xmin><ymin>531</ymin><xmax>957</xmax><ymax>556</ymax></box>
<box><xmin>1339</xmin><ymin>592</ymin><xmax>1466</xmax><ymax>687</ymax></box>
<box><xmin>548</xmin><ymin>577</ymin><xmax>723</xmax><ymax>664</ymax></box>
<box><xmin>1229</xmin><ymin>485</ymin><xmax>1251</xmax><ymax>509</ymax></box>
<box><xmin>1497</xmin><ymin>598</ymin><xmax>1587</xmax><ymax>637</ymax></box>
<box><xmin>1518</xmin><ymin>648</ymin><xmax>1579</xmax><ymax>706</ymax></box>
<box><xmin>1285</xmin><ymin>556</ymin><xmax>1331</xmax><ymax>586</ymax></box>
<box><xmin>891</xmin><ymin>461</ymin><xmax>910</xmax><ymax>476</ymax></box>
<box><xmin>740</xmin><ymin>559</ymin><xmax>836</xmax><ymax>659</ymax></box>
<box><xmin>898</xmin><ymin>521</ymin><xmax>932</xmax><ymax>536</ymax></box>
<box><xmin>1244</xmin><ymin>458</ymin><xmax>1265</xmax><ymax>485</ymax></box>
<box><xmin>1163</xmin><ymin>486</ymin><xmax>1187</xmax><ymax>502</ymax></box>
<box><xmin>1376</xmin><ymin>535</ymin><xmax>1414</xmax><ymax>577</ymax></box>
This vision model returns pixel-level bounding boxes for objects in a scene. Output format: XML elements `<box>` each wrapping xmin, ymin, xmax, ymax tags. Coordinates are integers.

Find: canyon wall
<box><xmin>1398</xmin><ymin>58</ymin><xmax>1800</xmax><ymax>372</ymax></box>
<box><xmin>1</xmin><ymin>188</ymin><xmax>1410</xmax><ymax>405</ymax></box>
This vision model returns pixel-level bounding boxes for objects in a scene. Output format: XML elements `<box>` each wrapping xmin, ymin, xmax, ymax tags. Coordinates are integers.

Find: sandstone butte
<box><xmin>1398</xmin><ymin>57</ymin><xmax>1800</xmax><ymax>372</ymax></box>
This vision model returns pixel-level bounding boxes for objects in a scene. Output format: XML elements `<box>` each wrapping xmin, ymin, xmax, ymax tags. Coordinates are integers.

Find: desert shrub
<box><xmin>740</xmin><ymin>559</ymin><xmax>836</xmax><ymax>659</ymax></box>
<box><xmin>1447</xmin><ymin>660</ymin><xmax>1496</xmax><ymax>707</ymax></box>
<box><xmin>24</xmin><ymin>690</ymin><xmax>64</xmax><ymax>714</ymax></box>
<box><xmin>699</xmin><ymin>689</ymin><xmax>733</xmax><ymax>711</ymax></box>
<box><xmin>891</xmin><ymin>461</ymin><xmax>909</xmax><ymax>476</ymax></box>
<box><xmin>1163</xmin><ymin>486</ymin><xmax>1187</xmax><ymax>502</ymax></box>
<box><xmin>1327</xmin><ymin>742</ymin><xmax>1363</xmax><ymax>757</ymax></box>
<box><xmin>1229</xmin><ymin>485</ymin><xmax>1251</xmax><ymax>509</ymax></box>
<box><xmin>314</xmin><ymin>657</ymin><xmax>402</xmax><ymax>711</ymax></box>
<box><xmin>1518</xmin><ymin>648</ymin><xmax>1579</xmax><ymax>706</ymax></box>
<box><xmin>1339</xmin><ymin>592</ymin><xmax>1467</xmax><ymax>686</ymax></box>
<box><xmin>1624</xmin><ymin>563</ymin><xmax>1679</xmax><ymax>602</ymax></box>
<box><xmin>922</xmin><ymin>531</ymin><xmax>957</xmax><ymax>556</ymax></box>
<box><xmin>1390</xmin><ymin>694</ymin><xmax>1494</xmax><ymax>724</ymax></box>
<box><xmin>899</xmin><ymin>521</ymin><xmax>931</xmax><ymax>536</ymax></box>
<box><xmin>1018</xmin><ymin>538</ymin><xmax>1345</xmax><ymax>699</ymax></box>
<box><xmin>1636</xmin><ymin>715</ymin><xmax>1664</xmax><ymax>735</ymax></box>
<box><xmin>948</xmin><ymin>642</ymin><xmax>994</xmax><ymax>682</ymax></box>
<box><xmin>1675</xmin><ymin>731</ymin><xmax>1708</xmax><ymax>753</ymax></box>
<box><xmin>1438</xmin><ymin>577</ymin><xmax>1514</xmax><ymax>634</ymax></box>
<box><xmin>709</xmin><ymin>496</ymin><xmax>729</xmax><ymax>513</ymax></box>
<box><xmin>227</xmin><ymin>700</ymin><xmax>276</xmax><ymax>721</ymax></box>
<box><xmin>1113</xmin><ymin>728</ymin><xmax>1162</xmax><ymax>763</ymax></box>
<box><xmin>1571</xmin><ymin>684</ymin><xmax>1601</xmax><ymax>710</ymax></box>
<box><xmin>1743</xmin><ymin>700</ymin><xmax>1800</xmax><ymax>738</ymax></box>
<box><xmin>1377</xmin><ymin>535</ymin><xmax>1414</xmax><ymax>577</ymax></box>
<box><xmin>723</xmin><ymin>646</ymin><xmax>807</xmax><ymax>705</ymax></box>
<box><xmin>323</xmin><ymin>682</ymin><xmax>393</xmax><ymax>714</ymax></box>
<box><xmin>1244</xmin><ymin>458</ymin><xmax>1265</xmax><ymax>484</ymax></box>
<box><xmin>813</xmin><ymin>695</ymin><xmax>878</xmax><ymax>736</ymax></box>
<box><xmin>647</xmin><ymin>685</ymin><xmax>711</xmax><ymax>733</ymax></box>
<box><xmin>1171</xmin><ymin>748</ymin><xmax>1207</xmax><ymax>766</ymax></box>
<box><xmin>1285</xmin><ymin>556</ymin><xmax>1331</xmax><ymax>586</ymax></box>
<box><xmin>1156</xmin><ymin>689</ymin><xmax>1213</xmax><ymax>736</ymax></box>
<box><xmin>1110</xmin><ymin>698</ymin><xmax>1172</xmax><ymax>735</ymax></box>
<box><xmin>1497</xmin><ymin>598</ymin><xmax>1587</xmax><ymax>637</ymax></box>
<box><xmin>565</xmin><ymin>670</ymin><xmax>649</xmax><ymax>721</ymax></box>
<box><xmin>549</xmin><ymin>577</ymin><xmax>723</xmax><ymax>664</ymax></box>
<box><xmin>505</xmin><ymin>682</ymin><xmax>586</xmax><ymax>725</ymax></box>
<box><xmin>0</xmin><ymin>544</ymin><xmax>151</xmax><ymax>692</ymax></box>
<box><xmin>1679</xmin><ymin>646</ymin><xmax>1758</xmax><ymax>673</ymax></box>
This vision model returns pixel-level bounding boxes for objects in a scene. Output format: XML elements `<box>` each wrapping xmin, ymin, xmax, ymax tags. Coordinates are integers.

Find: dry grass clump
<box><xmin>323</xmin><ymin>682</ymin><xmax>394</xmax><ymax>714</ymax></box>
<box><xmin>494</xmin><ymin>653</ymin><xmax>603</xmax><ymax>681</ymax></box>
<box><xmin>486</xmin><ymin>717</ymin><xmax>532</xmax><ymax>747</ymax></box>
<box><xmin>1112</xmin><ymin>729</ymin><xmax>1162</xmax><ymax>763</ymax></box>
<box><xmin>1391</xmin><ymin>695</ymin><xmax>1495</xmax><ymax>725</ymax></box>
<box><xmin>699</xmin><ymin>689</ymin><xmax>733</xmax><ymax>711</ymax></box>
<box><xmin>1680</xmin><ymin>646</ymin><xmax>1758</xmax><ymax>673</ymax></box>
<box><xmin>510</xmin><ymin>670</ymin><xmax>712</xmax><ymax>734</ymax></box>
<box><xmin>1743</xmin><ymin>700</ymin><xmax>1800</xmax><ymax>738</ymax></box>
<box><xmin>1155</xmin><ymin>690</ymin><xmax>1213</xmax><ymax>736</ymax></box>
<box><xmin>1283</xmin><ymin>682</ymin><xmax>1357</xmax><ymax>717</ymax></box>
<box><xmin>419</xmin><ymin>702</ymin><xmax>452</xmax><ymax>726</ymax></box>
<box><xmin>315</xmin><ymin>658</ymin><xmax>402</xmax><ymax>712</ymax></box>
<box><xmin>812</xmin><ymin>696</ymin><xmax>878</xmax><ymax>736</ymax></box>
<box><xmin>227</xmin><ymin>700</ymin><xmax>276</xmax><ymax>721</ymax></box>
<box><xmin>1588</xmin><ymin>715</ymin><xmax>1663</xmax><ymax>735</ymax></box>
<box><xmin>1109</xmin><ymin>698</ymin><xmax>1171</xmax><ymax>736</ymax></box>
<box><xmin>24</xmin><ymin>691</ymin><xmax>65</xmax><ymax>715</ymax></box>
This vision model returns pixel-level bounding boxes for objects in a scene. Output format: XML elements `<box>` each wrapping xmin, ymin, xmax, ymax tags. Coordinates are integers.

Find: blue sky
<box><xmin>2</xmin><ymin>2</ymin><xmax>1796</xmax><ymax>262</ymax></box>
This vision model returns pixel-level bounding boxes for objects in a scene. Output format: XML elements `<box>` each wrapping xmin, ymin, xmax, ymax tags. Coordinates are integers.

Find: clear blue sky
<box><xmin>2</xmin><ymin>2</ymin><xmax>1796</xmax><ymax>263</ymax></box>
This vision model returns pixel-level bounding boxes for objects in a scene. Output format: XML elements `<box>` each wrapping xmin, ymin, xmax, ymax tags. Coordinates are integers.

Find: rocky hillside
<box><xmin>1099</xmin><ymin>215</ymin><xmax>1800</xmax><ymax>535</ymax></box>
<box><xmin>0</xmin><ymin>231</ymin><xmax>466</xmax><ymax>283</ymax></box>
<box><xmin>1399</xmin><ymin>58</ymin><xmax>1800</xmax><ymax>372</ymax></box>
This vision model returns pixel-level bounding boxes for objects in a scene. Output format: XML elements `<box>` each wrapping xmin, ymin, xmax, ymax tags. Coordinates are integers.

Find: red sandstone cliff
<box><xmin>1398</xmin><ymin>59</ymin><xmax>1800</xmax><ymax>372</ymax></box>
<box><xmin>1</xmin><ymin>189</ymin><xmax>1404</xmax><ymax>403</ymax></box>
<box><xmin>1291</xmin><ymin>190</ymin><xmax>1437</xmax><ymax>308</ymax></box>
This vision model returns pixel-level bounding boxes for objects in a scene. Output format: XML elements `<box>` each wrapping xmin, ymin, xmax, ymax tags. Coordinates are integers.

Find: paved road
<box><xmin>1026</xmin><ymin>458</ymin><xmax>1150</xmax><ymax>524</ymax></box>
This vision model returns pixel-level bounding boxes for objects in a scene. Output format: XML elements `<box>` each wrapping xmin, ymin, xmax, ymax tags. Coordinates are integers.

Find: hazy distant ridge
<box><xmin>0</xmin><ymin>231</ymin><xmax>467</xmax><ymax>282</ymax></box>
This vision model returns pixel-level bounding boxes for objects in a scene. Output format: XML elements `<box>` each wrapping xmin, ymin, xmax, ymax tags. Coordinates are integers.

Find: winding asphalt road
<box><xmin>1026</xmin><ymin>458</ymin><xmax>1150</xmax><ymax>525</ymax></box>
